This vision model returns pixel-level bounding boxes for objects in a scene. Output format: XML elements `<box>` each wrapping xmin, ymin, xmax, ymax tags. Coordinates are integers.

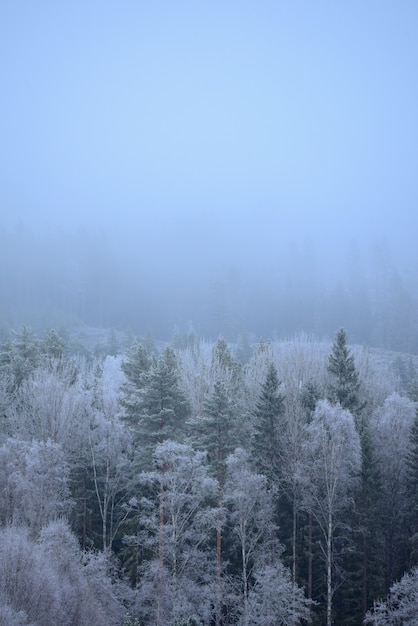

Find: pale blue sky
<box><xmin>1</xmin><ymin>1</ymin><xmax>418</xmax><ymax>259</ymax></box>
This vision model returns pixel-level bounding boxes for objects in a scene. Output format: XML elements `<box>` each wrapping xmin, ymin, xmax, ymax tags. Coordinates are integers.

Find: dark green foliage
<box><xmin>122</xmin><ymin>340</ymin><xmax>152</xmax><ymax>388</ymax></box>
<box><xmin>338</xmin><ymin>422</ymin><xmax>385</xmax><ymax>623</ymax></box>
<box><xmin>251</xmin><ymin>362</ymin><xmax>285</xmax><ymax>484</ymax></box>
<box><xmin>300</xmin><ymin>378</ymin><xmax>322</xmax><ymax>420</ymax></box>
<box><xmin>131</xmin><ymin>347</ymin><xmax>191</xmax><ymax>466</ymax></box>
<box><xmin>193</xmin><ymin>380</ymin><xmax>237</xmax><ymax>485</ymax></box>
<box><xmin>0</xmin><ymin>325</ymin><xmax>41</xmax><ymax>389</ymax></box>
<box><xmin>120</xmin><ymin>340</ymin><xmax>153</xmax><ymax>429</ymax></box>
<box><xmin>327</xmin><ymin>328</ymin><xmax>362</xmax><ymax>416</ymax></box>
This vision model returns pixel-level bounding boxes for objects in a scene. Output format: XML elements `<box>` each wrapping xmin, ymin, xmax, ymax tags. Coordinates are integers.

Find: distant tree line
<box><xmin>1</xmin><ymin>222</ymin><xmax>418</xmax><ymax>353</ymax></box>
<box><xmin>1</xmin><ymin>325</ymin><xmax>418</xmax><ymax>624</ymax></box>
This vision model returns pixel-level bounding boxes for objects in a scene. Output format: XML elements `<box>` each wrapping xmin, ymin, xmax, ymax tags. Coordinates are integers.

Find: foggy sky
<box><xmin>1</xmin><ymin>1</ymin><xmax>418</xmax><ymax>339</ymax></box>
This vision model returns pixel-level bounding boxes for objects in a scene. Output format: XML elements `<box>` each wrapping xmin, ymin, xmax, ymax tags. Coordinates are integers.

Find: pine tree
<box><xmin>134</xmin><ymin>347</ymin><xmax>191</xmax><ymax>466</ymax></box>
<box><xmin>120</xmin><ymin>339</ymin><xmax>152</xmax><ymax>429</ymax></box>
<box><xmin>190</xmin><ymin>380</ymin><xmax>238</xmax><ymax>626</ymax></box>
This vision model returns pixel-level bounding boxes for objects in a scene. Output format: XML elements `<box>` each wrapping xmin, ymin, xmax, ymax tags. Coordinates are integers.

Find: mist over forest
<box><xmin>1</xmin><ymin>216</ymin><xmax>417</xmax><ymax>354</ymax></box>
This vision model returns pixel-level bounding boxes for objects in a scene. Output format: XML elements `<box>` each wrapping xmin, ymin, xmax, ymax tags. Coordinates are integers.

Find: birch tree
<box><xmin>302</xmin><ymin>400</ymin><xmax>361</xmax><ymax>626</ymax></box>
<box><xmin>224</xmin><ymin>448</ymin><xmax>276</xmax><ymax>626</ymax></box>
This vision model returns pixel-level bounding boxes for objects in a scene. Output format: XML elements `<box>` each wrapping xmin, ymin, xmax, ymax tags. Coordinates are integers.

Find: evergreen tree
<box><xmin>133</xmin><ymin>347</ymin><xmax>190</xmax><ymax>466</ymax></box>
<box><xmin>191</xmin><ymin>380</ymin><xmax>237</xmax><ymax>485</ymax></box>
<box><xmin>0</xmin><ymin>326</ymin><xmax>41</xmax><ymax>390</ymax></box>
<box><xmin>405</xmin><ymin>408</ymin><xmax>418</xmax><ymax>567</ymax></box>
<box><xmin>251</xmin><ymin>362</ymin><xmax>285</xmax><ymax>485</ymax></box>
<box><xmin>327</xmin><ymin>328</ymin><xmax>362</xmax><ymax>417</ymax></box>
<box><xmin>120</xmin><ymin>340</ymin><xmax>152</xmax><ymax>429</ymax></box>
<box><xmin>338</xmin><ymin>421</ymin><xmax>385</xmax><ymax>624</ymax></box>
<box><xmin>121</xmin><ymin>340</ymin><xmax>152</xmax><ymax>392</ymax></box>
<box><xmin>189</xmin><ymin>380</ymin><xmax>238</xmax><ymax>626</ymax></box>
<box><xmin>42</xmin><ymin>329</ymin><xmax>66</xmax><ymax>361</ymax></box>
<box><xmin>210</xmin><ymin>338</ymin><xmax>242</xmax><ymax>394</ymax></box>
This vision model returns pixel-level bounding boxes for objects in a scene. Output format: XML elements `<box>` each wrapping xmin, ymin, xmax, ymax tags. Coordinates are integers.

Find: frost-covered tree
<box><xmin>224</xmin><ymin>448</ymin><xmax>276</xmax><ymax>625</ymax></box>
<box><xmin>134</xmin><ymin>441</ymin><xmax>218</xmax><ymax>626</ymax></box>
<box><xmin>41</xmin><ymin>328</ymin><xmax>66</xmax><ymax>361</ymax></box>
<box><xmin>88</xmin><ymin>405</ymin><xmax>133</xmax><ymax>550</ymax></box>
<box><xmin>0</xmin><ymin>326</ymin><xmax>41</xmax><ymax>390</ymax></box>
<box><xmin>0</xmin><ymin>437</ymin><xmax>72</xmax><ymax>532</ymax></box>
<box><xmin>242</xmin><ymin>563</ymin><xmax>311</xmax><ymax>626</ymax></box>
<box><xmin>0</xmin><ymin>521</ymin><xmax>126</xmax><ymax>626</ymax></box>
<box><xmin>364</xmin><ymin>566</ymin><xmax>418</xmax><ymax>625</ymax></box>
<box><xmin>128</xmin><ymin>347</ymin><xmax>190</xmax><ymax>467</ymax></box>
<box><xmin>302</xmin><ymin>400</ymin><xmax>361</xmax><ymax>626</ymax></box>
<box><xmin>405</xmin><ymin>408</ymin><xmax>418</xmax><ymax>566</ymax></box>
<box><xmin>8</xmin><ymin>359</ymin><xmax>87</xmax><ymax>448</ymax></box>
<box><xmin>371</xmin><ymin>392</ymin><xmax>416</xmax><ymax>585</ymax></box>
<box><xmin>189</xmin><ymin>380</ymin><xmax>238</xmax><ymax>626</ymax></box>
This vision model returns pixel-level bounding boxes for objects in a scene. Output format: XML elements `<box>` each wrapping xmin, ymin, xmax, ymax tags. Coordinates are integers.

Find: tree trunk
<box><xmin>308</xmin><ymin>512</ymin><xmax>313</xmax><ymax>602</ymax></box>
<box><xmin>327</xmin><ymin>509</ymin><xmax>333</xmax><ymax>626</ymax></box>
<box><xmin>216</xmin><ymin>502</ymin><xmax>222</xmax><ymax>626</ymax></box>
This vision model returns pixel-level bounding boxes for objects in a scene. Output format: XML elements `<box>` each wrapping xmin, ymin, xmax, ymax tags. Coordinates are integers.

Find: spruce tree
<box><xmin>193</xmin><ymin>380</ymin><xmax>237</xmax><ymax>485</ymax></box>
<box><xmin>251</xmin><ymin>362</ymin><xmax>285</xmax><ymax>485</ymax></box>
<box><xmin>339</xmin><ymin>421</ymin><xmax>385</xmax><ymax>624</ymax></box>
<box><xmin>327</xmin><ymin>328</ymin><xmax>362</xmax><ymax>417</ymax></box>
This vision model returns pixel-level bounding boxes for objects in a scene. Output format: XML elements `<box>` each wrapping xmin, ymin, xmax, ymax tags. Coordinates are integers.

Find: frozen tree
<box><xmin>210</xmin><ymin>338</ymin><xmax>242</xmax><ymax>397</ymax></box>
<box><xmin>88</xmin><ymin>407</ymin><xmax>133</xmax><ymax>550</ymax></box>
<box><xmin>224</xmin><ymin>448</ymin><xmax>276</xmax><ymax>625</ymax></box>
<box><xmin>0</xmin><ymin>326</ymin><xmax>41</xmax><ymax>390</ymax></box>
<box><xmin>133</xmin><ymin>441</ymin><xmax>218</xmax><ymax>626</ymax></box>
<box><xmin>364</xmin><ymin>566</ymin><xmax>418</xmax><ymax>625</ymax></box>
<box><xmin>175</xmin><ymin>339</ymin><xmax>210</xmax><ymax>416</ymax></box>
<box><xmin>8</xmin><ymin>359</ymin><xmax>87</xmax><ymax>448</ymax></box>
<box><xmin>302</xmin><ymin>400</ymin><xmax>361</xmax><ymax>626</ymax></box>
<box><xmin>405</xmin><ymin>408</ymin><xmax>418</xmax><ymax>565</ymax></box>
<box><xmin>371</xmin><ymin>392</ymin><xmax>416</xmax><ymax>584</ymax></box>
<box><xmin>242</xmin><ymin>563</ymin><xmax>311</xmax><ymax>626</ymax></box>
<box><xmin>189</xmin><ymin>379</ymin><xmax>238</xmax><ymax>626</ymax></box>
<box><xmin>0</xmin><ymin>437</ymin><xmax>71</xmax><ymax>532</ymax></box>
<box><xmin>126</xmin><ymin>347</ymin><xmax>191</xmax><ymax>467</ymax></box>
<box><xmin>88</xmin><ymin>355</ymin><xmax>134</xmax><ymax>550</ymax></box>
<box><xmin>241</xmin><ymin>340</ymin><xmax>274</xmax><ymax>418</ymax></box>
<box><xmin>41</xmin><ymin>328</ymin><xmax>66</xmax><ymax>361</ymax></box>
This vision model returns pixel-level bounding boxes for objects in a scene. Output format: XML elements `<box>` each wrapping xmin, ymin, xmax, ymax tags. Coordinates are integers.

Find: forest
<box><xmin>1</xmin><ymin>324</ymin><xmax>418</xmax><ymax>625</ymax></box>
